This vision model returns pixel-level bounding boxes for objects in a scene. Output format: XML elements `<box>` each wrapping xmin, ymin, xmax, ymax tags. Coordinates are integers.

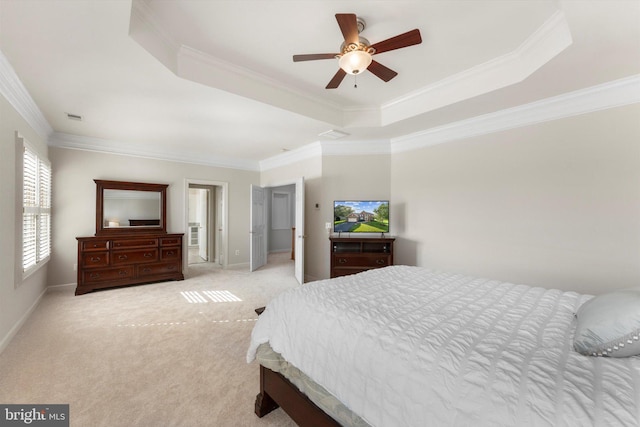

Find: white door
<box><xmin>198</xmin><ymin>188</ymin><xmax>208</xmax><ymax>261</ymax></box>
<box><xmin>294</xmin><ymin>177</ymin><xmax>304</xmax><ymax>284</ymax></box>
<box><xmin>250</xmin><ymin>185</ymin><xmax>267</xmax><ymax>272</ymax></box>
<box><xmin>215</xmin><ymin>188</ymin><xmax>223</xmax><ymax>265</ymax></box>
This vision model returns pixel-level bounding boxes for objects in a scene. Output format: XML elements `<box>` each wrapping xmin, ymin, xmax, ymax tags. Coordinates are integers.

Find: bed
<box><xmin>247</xmin><ymin>265</ymin><xmax>640</xmax><ymax>427</ymax></box>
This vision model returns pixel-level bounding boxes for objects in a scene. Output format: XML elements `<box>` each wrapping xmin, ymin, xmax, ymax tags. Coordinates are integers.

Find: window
<box><xmin>22</xmin><ymin>142</ymin><xmax>51</xmax><ymax>275</ymax></box>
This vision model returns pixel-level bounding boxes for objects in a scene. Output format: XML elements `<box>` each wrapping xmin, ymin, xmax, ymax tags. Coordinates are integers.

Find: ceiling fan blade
<box><xmin>370</xmin><ymin>29</ymin><xmax>422</xmax><ymax>55</ymax></box>
<box><xmin>326</xmin><ymin>69</ymin><xmax>347</xmax><ymax>89</ymax></box>
<box><xmin>335</xmin><ymin>13</ymin><xmax>359</xmax><ymax>45</ymax></box>
<box><xmin>293</xmin><ymin>53</ymin><xmax>338</xmax><ymax>62</ymax></box>
<box><xmin>367</xmin><ymin>60</ymin><xmax>398</xmax><ymax>82</ymax></box>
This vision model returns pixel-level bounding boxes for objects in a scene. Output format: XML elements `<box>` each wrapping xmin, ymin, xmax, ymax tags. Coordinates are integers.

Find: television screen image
<box><xmin>333</xmin><ymin>200</ymin><xmax>389</xmax><ymax>233</ymax></box>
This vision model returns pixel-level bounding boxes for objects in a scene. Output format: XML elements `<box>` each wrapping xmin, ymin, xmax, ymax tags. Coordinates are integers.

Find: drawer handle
<box><xmin>376</xmin><ymin>259</ymin><xmax>386</xmax><ymax>265</ymax></box>
<box><xmin>118</xmin><ymin>270</ymin><xmax>127</xmax><ymax>276</ymax></box>
<box><xmin>90</xmin><ymin>273</ymin><xmax>100</xmax><ymax>279</ymax></box>
<box><xmin>142</xmin><ymin>268</ymin><xmax>151</xmax><ymax>273</ymax></box>
<box><xmin>92</xmin><ymin>244</ymin><xmax>100</xmax><ymax>248</ymax></box>
<box><xmin>338</xmin><ymin>258</ymin><xmax>347</xmax><ymax>264</ymax></box>
<box><xmin>149</xmin><ymin>241</ymin><xmax>155</xmax><ymax>245</ymax></box>
<box><xmin>144</xmin><ymin>252</ymin><xmax>153</xmax><ymax>258</ymax></box>
<box><xmin>118</xmin><ymin>254</ymin><xmax>128</xmax><ymax>260</ymax></box>
<box><xmin>114</xmin><ymin>243</ymin><xmax>121</xmax><ymax>247</ymax></box>
<box><xmin>166</xmin><ymin>251</ymin><xmax>174</xmax><ymax>256</ymax></box>
<box><xmin>167</xmin><ymin>265</ymin><xmax>175</xmax><ymax>270</ymax></box>
<box><xmin>90</xmin><ymin>256</ymin><xmax>101</xmax><ymax>263</ymax></box>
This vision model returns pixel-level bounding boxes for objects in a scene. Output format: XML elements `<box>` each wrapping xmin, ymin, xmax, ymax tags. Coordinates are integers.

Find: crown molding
<box><xmin>258</xmin><ymin>139</ymin><xmax>392</xmax><ymax>171</ymax></box>
<box><xmin>259</xmin><ymin>142</ymin><xmax>323</xmax><ymax>172</ymax></box>
<box><xmin>320</xmin><ymin>139</ymin><xmax>391</xmax><ymax>157</ymax></box>
<box><xmin>49</xmin><ymin>132</ymin><xmax>259</xmax><ymax>171</ymax></box>
<box><xmin>391</xmin><ymin>74</ymin><xmax>640</xmax><ymax>152</ymax></box>
<box><xmin>0</xmin><ymin>50</ymin><xmax>53</xmax><ymax>139</ymax></box>
<box><xmin>377</xmin><ymin>10</ymin><xmax>572</xmax><ymax>126</ymax></box>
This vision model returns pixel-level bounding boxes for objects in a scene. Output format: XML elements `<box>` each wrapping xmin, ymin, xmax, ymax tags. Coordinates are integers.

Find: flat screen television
<box><xmin>333</xmin><ymin>200</ymin><xmax>389</xmax><ymax>233</ymax></box>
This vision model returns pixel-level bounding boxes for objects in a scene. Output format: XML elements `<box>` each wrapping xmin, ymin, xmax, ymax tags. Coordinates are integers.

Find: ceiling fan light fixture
<box><xmin>338</xmin><ymin>50</ymin><xmax>372</xmax><ymax>75</ymax></box>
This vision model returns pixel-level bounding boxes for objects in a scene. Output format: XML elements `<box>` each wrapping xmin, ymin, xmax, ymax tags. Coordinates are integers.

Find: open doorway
<box><xmin>187</xmin><ymin>181</ymin><xmax>227</xmax><ymax>267</ymax></box>
<box><xmin>250</xmin><ymin>178</ymin><xmax>304</xmax><ymax>283</ymax></box>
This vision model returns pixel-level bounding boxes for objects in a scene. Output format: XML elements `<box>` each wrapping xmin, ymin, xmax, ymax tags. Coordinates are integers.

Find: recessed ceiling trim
<box><xmin>377</xmin><ymin>9</ymin><xmax>573</xmax><ymax>126</ymax></box>
<box><xmin>129</xmin><ymin>1</ymin><xmax>344</xmax><ymax>127</ymax></box>
<box><xmin>318</xmin><ymin>129</ymin><xmax>349</xmax><ymax>139</ymax></box>
<box><xmin>130</xmin><ymin>4</ymin><xmax>573</xmax><ymax>131</ymax></box>
<box><xmin>176</xmin><ymin>45</ymin><xmax>344</xmax><ymax>126</ymax></box>
<box><xmin>129</xmin><ymin>0</ymin><xmax>180</xmax><ymax>73</ymax></box>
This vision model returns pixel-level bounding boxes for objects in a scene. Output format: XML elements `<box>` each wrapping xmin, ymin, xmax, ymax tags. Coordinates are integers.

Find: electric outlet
<box><xmin>325</xmin><ymin>222</ymin><xmax>331</xmax><ymax>230</ymax></box>
<box><xmin>235</xmin><ymin>250</ymin><xmax>240</xmax><ymax>256</ymax></box>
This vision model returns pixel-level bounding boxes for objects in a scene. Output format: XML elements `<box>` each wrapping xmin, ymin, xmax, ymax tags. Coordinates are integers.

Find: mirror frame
<box><xmin>95</xmin><ymin>179</ymin><xmax>168</xmax><ymax>236</ymax></box>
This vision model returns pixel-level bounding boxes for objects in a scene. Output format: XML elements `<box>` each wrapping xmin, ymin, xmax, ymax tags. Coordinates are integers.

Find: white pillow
<box><xmin>573</xmin><ymin>287</ymin><xmax>640</xmax><ymax>357</ymax></box>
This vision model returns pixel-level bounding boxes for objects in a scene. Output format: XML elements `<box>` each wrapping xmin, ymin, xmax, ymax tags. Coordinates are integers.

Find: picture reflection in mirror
<box><xmin>103</xmin><ymin>189</ymin><xmax>161</xmax><ymax>227</ymax></box>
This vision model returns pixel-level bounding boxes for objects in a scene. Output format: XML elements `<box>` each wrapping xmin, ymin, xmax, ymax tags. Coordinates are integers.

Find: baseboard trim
<box><xmin>0</xmin><ymin>286</ymin><xmax>48</xmax><ymax>355</ymax></box>
<box><xmin>47</xmin><ymin>282</ymin><xmax>75</xmax><ymax>289</ymax></box>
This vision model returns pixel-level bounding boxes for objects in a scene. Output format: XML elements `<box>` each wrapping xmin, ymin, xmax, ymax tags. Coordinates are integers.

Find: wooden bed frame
<box><xmin>255</xmin><ymin>364</ymin><xmax>341</xmax><ymax>427</ymax></box>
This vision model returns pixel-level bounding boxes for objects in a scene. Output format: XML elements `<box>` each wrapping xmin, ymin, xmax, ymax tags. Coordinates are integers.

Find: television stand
<box><xmin>330</xmin><ymin>236</ymin><xmax>395</xmax><ymax>278</ymax></box>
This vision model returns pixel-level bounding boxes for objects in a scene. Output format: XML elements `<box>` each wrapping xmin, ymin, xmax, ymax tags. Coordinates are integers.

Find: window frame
<box><xmin>21</xmin><ymin>138</ymin><xmax>51</xmax><ymax>280</ymax></box>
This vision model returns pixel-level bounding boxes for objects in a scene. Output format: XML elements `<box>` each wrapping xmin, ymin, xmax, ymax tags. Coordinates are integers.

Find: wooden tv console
<box><xmin>330</xmin><ymin>236</ymin><xmax>395</xmax><ymax>278</ymax></box>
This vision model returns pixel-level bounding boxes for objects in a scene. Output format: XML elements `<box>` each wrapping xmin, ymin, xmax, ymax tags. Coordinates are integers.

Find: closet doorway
<box><xmin>186</xmin><ymin>180</ymin><xmax>227</xmax><ymax>267</ymax></box>
<box><xmin>250</xmin><ymin>177</ymin><xmax>304</xmax><ymax>284</ymax></box>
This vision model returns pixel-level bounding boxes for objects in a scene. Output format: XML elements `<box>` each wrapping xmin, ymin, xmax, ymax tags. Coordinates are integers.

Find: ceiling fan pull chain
<box><xmin>354</xmin><ymin>74</ymin><xmax>358</xmax><ymax>89</ymax></box>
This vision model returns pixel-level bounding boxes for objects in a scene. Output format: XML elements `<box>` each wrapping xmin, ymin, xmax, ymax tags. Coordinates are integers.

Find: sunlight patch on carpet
<box><xmin>180</xmin><ymin>290</ymin><xmax>242</xmax><ymax>303</ymax></box>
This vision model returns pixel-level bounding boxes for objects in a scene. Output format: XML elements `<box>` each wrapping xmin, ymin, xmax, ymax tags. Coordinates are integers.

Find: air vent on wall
<box><xmin>65</xmin><ymin>113</ymin><xmax>83</xmax><ymax>121</ymax></box>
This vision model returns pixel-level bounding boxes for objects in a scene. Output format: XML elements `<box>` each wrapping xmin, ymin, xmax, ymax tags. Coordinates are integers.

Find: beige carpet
<box><xmin>0</xmin><ymin>253</ymin><xmax>299</xmax><ymax>427</ymax></box>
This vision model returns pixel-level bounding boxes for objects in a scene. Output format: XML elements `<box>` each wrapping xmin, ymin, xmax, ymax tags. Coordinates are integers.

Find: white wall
<box><xmin>48</xmin><ymin>146</ymin><xmax>259</xmax><ymax>286</ymax></box>
<box><xmin>391</xmin><ymin>104</ymin><xmax>640</xmax><ymax>295</ymax></box>
<box><xmin>0</xmin><ymin>93</ymin><xmax>49</xmax><ymax>351</ymax></box>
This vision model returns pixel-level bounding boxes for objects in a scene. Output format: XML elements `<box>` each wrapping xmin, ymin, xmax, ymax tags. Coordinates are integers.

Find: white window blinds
<box><xmin>23</xmin><ymin>144</ymin><xmax>51</xmax><ymax>273</ymax></box>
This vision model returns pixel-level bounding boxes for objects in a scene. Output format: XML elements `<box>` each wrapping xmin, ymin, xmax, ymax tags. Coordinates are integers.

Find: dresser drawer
<box><xmin>111</xmin><ymin>238</ymin><xmax>158</xmax><ymax>249</ymax></box>
<box><xmin>160</xmin><ymin>236</ymin><xmax>181</xmax><ymax>246</ymax></box>
<box><xmin>161</xmin><ymin>247</ymin><xmax>180</xmax><ymax>260</ymax></box>
<box><xmin>80</xmin><ymin>239</ymin><xmax>110</xmax><ymax>251</ymax></box>
<box><xmin>333</xmin><ymin>254</ymin><xmax>391</xmax><ymax>268</ymax></box>
<box><xmin>138</xmin><ymin>262</ymin><xmax>180</xmax><ymax>277</ymax></box>
<box><xmin>112</xmin><ymin>249</ymin><xmax>158</xmax><ymax>265</ymax></box>
<box><xmin>82</xmin><ymin>266</ymin><xmax>134</xmax><ymax>284</ymax></box>
<box><xmin>80</xmin><ymin>251</ymin><xmax>109</xmax><ymax>268</ymax></box>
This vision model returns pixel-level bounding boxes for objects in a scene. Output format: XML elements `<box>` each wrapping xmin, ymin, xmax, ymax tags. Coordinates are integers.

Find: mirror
<box><xmin>95</xmin><ymin>180</ymin><xmax>167</xmax><ymax>235</ymax></box>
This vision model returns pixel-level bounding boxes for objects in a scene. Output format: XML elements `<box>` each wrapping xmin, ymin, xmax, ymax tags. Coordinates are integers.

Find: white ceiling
<box><xmin>1</xmin><ymin>0</ymin><xmax>639</xmax><ymax>169</ymax></box>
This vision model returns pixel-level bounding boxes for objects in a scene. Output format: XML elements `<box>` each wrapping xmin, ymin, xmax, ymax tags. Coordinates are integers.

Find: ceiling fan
<box><xmin>293</xmin><ymin>13</ymin><xmax>422</xmax><ymax>89</ymax></box>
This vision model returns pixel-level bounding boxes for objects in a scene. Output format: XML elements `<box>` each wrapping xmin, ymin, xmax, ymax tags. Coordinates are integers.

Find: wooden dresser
<box><xmin>76</xmin><ymin>233</ymin><xmax>184</xmax><ymax>295</ymax></box>
<box><xmin>330</xmin><ymin>236</ymin><xmax>395</xmax><ymax>278</ymax></box>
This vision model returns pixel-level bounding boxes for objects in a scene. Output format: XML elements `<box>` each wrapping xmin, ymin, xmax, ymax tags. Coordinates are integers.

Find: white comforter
<box><xmin>247</xmin><ymin>266</ymin><xmax>640</xmax><ymax>427</ymax></box>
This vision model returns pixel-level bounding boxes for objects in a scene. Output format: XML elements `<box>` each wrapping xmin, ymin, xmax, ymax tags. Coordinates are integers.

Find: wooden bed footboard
<box><xmin>255</xmin><ymin>365</ymin><xmax>342</xmax><ymax>426</ymax></box>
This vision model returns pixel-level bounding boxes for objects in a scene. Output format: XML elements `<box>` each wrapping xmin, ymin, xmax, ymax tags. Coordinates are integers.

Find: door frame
<box><xmin>252</xmin><ymin>178</ymin><xmax>304</xmax><ymax>283</ymax></box>
<box><xmin>184</xmin><ymin>179</ymin><xmax>228</xmax><ymax>268</ymax></box>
